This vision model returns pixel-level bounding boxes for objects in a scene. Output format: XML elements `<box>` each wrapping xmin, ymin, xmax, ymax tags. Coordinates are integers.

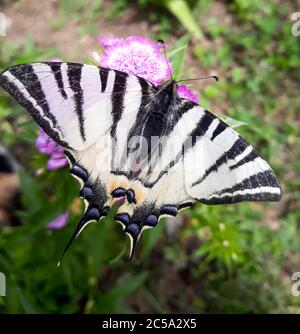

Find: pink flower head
<box><xmin>47</xmin><ymin>212</ymin><xmax>69</xmax><ymax>230</ymax></box>
<box><xmin>100</xmin><ymin>36</ymin><xmax>172</xmax><ymax>85</ymax></box>
<box><xmin>35</xmin><ymin>129</ymin><xmax>68</xmax><ymax>171</ymax></box>
<box><xmin>177</xmin><ymin>85</ymin><xmax>199</xmax><ymax>104</ymax></box>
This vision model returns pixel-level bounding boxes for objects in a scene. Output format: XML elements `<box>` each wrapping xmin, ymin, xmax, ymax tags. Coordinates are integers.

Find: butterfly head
<box><xmin>156</xmin><ymin>80</ymin><xmax>178</xmax><ymax>104</ymax></box>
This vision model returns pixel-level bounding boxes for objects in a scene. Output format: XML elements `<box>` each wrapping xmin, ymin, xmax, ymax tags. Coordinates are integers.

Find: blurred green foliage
<box><xmin>0</xmin><ymin>0</ymin><xmax>300</xmax><ymax>314</ymax></box>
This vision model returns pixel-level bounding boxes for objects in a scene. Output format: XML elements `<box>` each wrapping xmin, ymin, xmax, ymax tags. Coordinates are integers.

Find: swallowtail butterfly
<box><xmin>0</xmin><ymin>62</ymin><xmax>282</xmax><ymax>260</ymax></box>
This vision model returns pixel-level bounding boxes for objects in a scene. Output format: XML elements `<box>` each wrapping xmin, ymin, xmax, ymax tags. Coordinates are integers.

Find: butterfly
<box><xmin>0</xmin><ymin>62</ymin><xmax>282</xmax><ymax>261</ymax></box>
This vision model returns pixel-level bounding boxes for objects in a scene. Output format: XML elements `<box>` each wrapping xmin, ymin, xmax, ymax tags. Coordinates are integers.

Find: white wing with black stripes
<box><xmin>0</xmin><ymin>62</ymin><xmax>281</xmax><ymax>260</ymax></box>
<box><xmin>0</xmin><ymin>62</ymin><xmax>150</xmax><ymax>150</ymax></box>
<box><xmin>181</xmin><ymin>106</ymin><xmax>281</xmax><ymax>204</ymax></box>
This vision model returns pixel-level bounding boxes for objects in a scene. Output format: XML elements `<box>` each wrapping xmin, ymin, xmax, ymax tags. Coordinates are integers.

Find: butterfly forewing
<box><xmin>181</xmin><ymin>105</ymin><xmax>281</xmax><ymax>204</ymax></box>
<box><xmin>0</xmin><ymin>62</ymin><xmax>152</xmax><ymax>150</ymax></box>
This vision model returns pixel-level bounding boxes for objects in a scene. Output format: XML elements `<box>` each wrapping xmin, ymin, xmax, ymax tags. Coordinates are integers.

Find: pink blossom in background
<box><xmin>46</xmin><ymin>151</ymin><xmax>68</xmax><ymax>171</ymax></box>
<box><xmin>177</xmin><ymin>85</ymin><xmax>199</xmax><ymax>104</ymax></box>
<box><xmin>35</xmin><ymin>129</ymin><xmax>68</xmax><ymax>171</ymax></box>
<box><xmin>47</xmin><ymin>212</ymin><xmax>69</xmax><ymax>230</ymax></box>
<box><xmin>35</xmin><ymin>129</ymin><xmax>57</xmax><ymax>155</ymax></box>
<box><xmin>99</xmin><ymin>35</ymin><xmax>172</xmax><ymax>85</ymax></box>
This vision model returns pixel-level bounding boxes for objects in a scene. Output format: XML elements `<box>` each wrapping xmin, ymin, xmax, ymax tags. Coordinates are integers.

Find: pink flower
<box><xmin>100</xmin><ymin>35</ymin><xmax>172</xmax><ymax>85</ymax></box>
<box><xmin>47</xmin><ymin>212</ymin><xmax>69</xmax><ymax>230</ymax></box>
<box><xmin>35</xmin><ymin>129</ymin><xmax>68</xmax><ymax>171</ymax></box>
<box><xmin>47</xmin><ymin>152</ymin><xmax>68</xmax><ymax>170</ymax></box>
<box><xmin>177</xmin><ymin>85</ymin><xmax>199</xmax><ymax>104</ymax></box>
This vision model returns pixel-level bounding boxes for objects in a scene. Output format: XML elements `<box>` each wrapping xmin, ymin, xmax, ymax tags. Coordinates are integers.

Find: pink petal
<box><xmin>35</xmin><ymin>130</ymin><xmax>57</xmax><ymax>154</ymax></box>
<box><xmin>177</xmin><ymin>85</ymin><xmax>199</xmax><ymax>104</ymax></box>
<box><xmin>47</xmin><ymin>156</ymin><xmax>68</xmax><ymax>170</ymax></box>
<box><xmin>47</xmin><ymin>212</ymin><xmax>69</xmax><ymax>230</ymax></box>
<box><xmin>35</xmin><ymin>129</ymin><xmax>68</xmax><ymax>170</ymax></box>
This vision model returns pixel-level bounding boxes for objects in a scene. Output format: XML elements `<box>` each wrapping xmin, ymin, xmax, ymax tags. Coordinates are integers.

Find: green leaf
<box><xmin>140</xmin><ymin>219</ymin><xmax>165</xmax><ymax>260</ymax></box>
<box><xmin>162</xmin><ymin>0</ymin><xmax>203</xmax><ymax>39</ymax></box>
<box><xmin>18</xmin><ymin>169</ymin><xmax>46</xmax><ymax>213</ymax></box>
<box><xmin>167</xmin><ymin>34</ymin><xmax>190</xmax><ymax>78</ymax></box>
<box><xmin>223</xmin><ymin>116</ymin><xmax>248</xmax><ymax>129</ymax></box>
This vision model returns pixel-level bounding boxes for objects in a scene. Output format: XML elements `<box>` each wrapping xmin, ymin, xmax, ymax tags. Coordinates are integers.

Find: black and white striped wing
<box><xmin>0</xmin><ymin>62</ymin><xmax>150</xmax><ymax>151</ymax></box>
<box><xmin>182</xmin><ymin>105</ymin><xmax>281</xmax><ymax>204</ymax></box>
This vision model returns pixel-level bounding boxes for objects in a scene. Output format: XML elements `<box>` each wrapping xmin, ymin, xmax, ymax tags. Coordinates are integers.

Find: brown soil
<box><xmin>4</xmin><ymin>0</ymin><xmax>158</xmax><ymax>60</ymax></box>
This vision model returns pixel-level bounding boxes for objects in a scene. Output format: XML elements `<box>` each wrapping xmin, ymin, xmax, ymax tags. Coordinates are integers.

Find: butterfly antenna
<box><xmin>158</xmin><ymin>39</ymin><xmax>173</xmax><ymax>81</ymax></box>
<box><xmin>177</xmin><ymin>75</ymin><xmax>219</xmax><ymax>83</ymax></box>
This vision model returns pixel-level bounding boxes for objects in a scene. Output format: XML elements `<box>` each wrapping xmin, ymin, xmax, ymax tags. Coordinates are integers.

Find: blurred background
<box><xmin>0</xmin><ymin>0</ymin><xmax>300</xmax><ymax>313</ymax></box>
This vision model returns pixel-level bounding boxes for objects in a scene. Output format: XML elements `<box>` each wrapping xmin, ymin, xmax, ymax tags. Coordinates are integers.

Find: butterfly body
<box><xmin>0</xmin><ymin>62</ymin><xmax>282</xmax><ymax>260</ymax></box>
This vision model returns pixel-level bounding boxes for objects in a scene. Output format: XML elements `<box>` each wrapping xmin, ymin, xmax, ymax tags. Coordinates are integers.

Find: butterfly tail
<box><xmin>57</xmin><ymin>207</ymin><xmax>102</xmax><ymax>266</ymax></box>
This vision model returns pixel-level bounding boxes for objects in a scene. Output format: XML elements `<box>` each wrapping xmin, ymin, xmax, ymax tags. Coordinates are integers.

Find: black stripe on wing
<box><xmin>211</xmin><ymin>121</ymin><xmax>227</xmax><ymax>141</ymax></box>
<box><xmin>126</xmin><ymin>77</ymin><xmax>156</xmax><ymax>142</ymax></box>
<box><xmin>67</xmin><ymin>63</ymin><xmax>86</xmax><ymax>141</ymax></box>
<box><xmin>191</xmin><ymin>111</ymin><xmax>215</xmax><ymax>142</ymax></box>
<box><xmin>46</xmin><ymin>62</ymin><xmax>68</xmax><ymax>99</ymax></box>
<box><xmin>198</xmin><ymin>171</ymin><xmax>281</xmax><ymax>204</ymax></box>
<box><xmin>221</xmin><ymin>170</ymin><xmax>279</xmax><ymax>194</ymax></box>
<box><xmin>99</xmin><ymin>68</ymin><xmax>108</xmax><ymax>92</ymax></box>
<box><xmin>110</xmin><ymin>71</ymin><xmax>128</xmax><ymax>138</ymax></box>
<box><xmin>229</xmin><ymin>149</ymin><xmax>258</xmax><ymax>170</ymax></box>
